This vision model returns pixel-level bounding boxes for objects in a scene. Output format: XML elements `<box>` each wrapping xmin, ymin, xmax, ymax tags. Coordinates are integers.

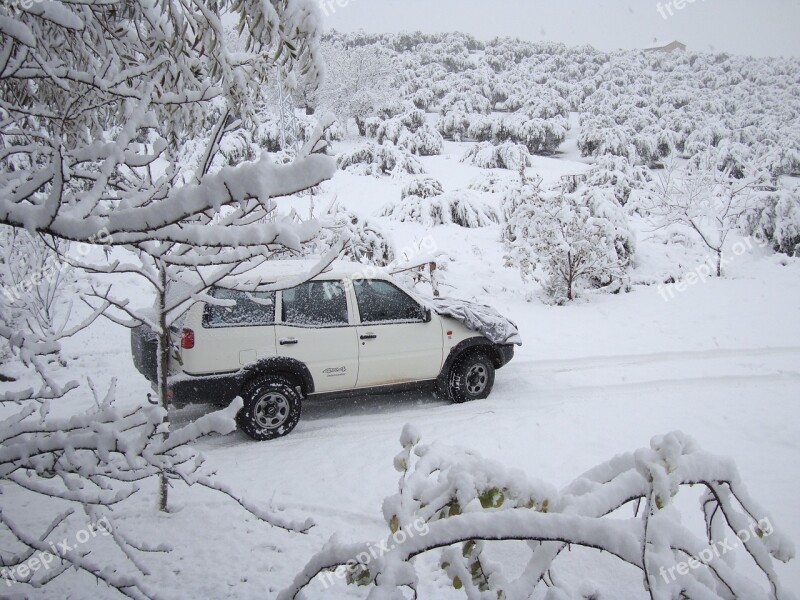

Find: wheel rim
<box><xmin>466</xmin><ymin>364</ymin><xmax>488</xmax><ymax>396</ymax></box>
<box><xmin>253</xmin><ymin>393</ymin><xmax>290</xmax><ymax>430</ymax></box>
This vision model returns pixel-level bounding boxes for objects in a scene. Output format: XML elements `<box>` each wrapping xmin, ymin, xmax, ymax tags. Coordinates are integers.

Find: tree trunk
<box><xmin>355</xmin><ymin>117</ymin><xmax>366</xmax><ymax>137</ymax></box>
<box><xmin>156</xmin><ymin>264</ymin><xmax>170</xmax><ymax>513</ymax></box>
<box><xmin>716</xmin><ymin>250</ymin><xmax>722</xmax><ymax>277</ymax></box>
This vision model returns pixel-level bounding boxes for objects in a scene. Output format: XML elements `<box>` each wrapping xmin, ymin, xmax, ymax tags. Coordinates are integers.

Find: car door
<box><xmin>353</xmin><ymin>279</ymin><xmax>443</xmax><ymax>389</ymax></box>
<box><xmin>275</xmin><ymin>280</ymin><xmax>359</xmax><ymax>393</ymax></box>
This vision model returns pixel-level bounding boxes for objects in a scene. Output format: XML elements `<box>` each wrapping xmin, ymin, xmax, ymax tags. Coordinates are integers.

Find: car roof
<box><xmin>212</xmin><ymin>258</ymin><xmax>392</xmax><ymax>291</ymax></box>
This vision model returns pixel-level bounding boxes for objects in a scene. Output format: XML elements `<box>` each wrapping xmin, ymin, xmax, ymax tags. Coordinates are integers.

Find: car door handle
<box><xmin>360</xmin><ymin>333</ymin><xmax>377</xmax><ymax>340</ymax></box>
<box><xmin>279</xmin><ymin>338</ymin><xmax>299</xmax><ymax>346</ymax></box>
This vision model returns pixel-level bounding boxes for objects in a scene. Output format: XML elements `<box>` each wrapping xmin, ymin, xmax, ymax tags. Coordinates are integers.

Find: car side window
<box><xmin>354</xmin><ymin>280</ymin><xmax>426</xmax><ymax>324</ymax></box>
<box><xmin>281</xmin><ymin>281</ymin><xmax>349</xmax><ymax>327</ymax></box>
<box><xmin>204</xmin><ymin>288</ymin><xmax>275</xmax><ymax>328</ymax></box>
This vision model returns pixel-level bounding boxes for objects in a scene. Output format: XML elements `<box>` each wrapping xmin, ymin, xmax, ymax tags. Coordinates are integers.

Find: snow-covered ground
<box><xmin>3</xmin><ymin>134</ymin><xmax>799</xmax><ymax>598</ymax></box>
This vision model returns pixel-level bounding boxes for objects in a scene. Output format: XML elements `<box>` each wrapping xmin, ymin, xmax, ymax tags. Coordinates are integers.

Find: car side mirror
<box><xmin>423</xmin><ymin>307</ymin><xmax>432</xmax><ymax>323</ymax></box>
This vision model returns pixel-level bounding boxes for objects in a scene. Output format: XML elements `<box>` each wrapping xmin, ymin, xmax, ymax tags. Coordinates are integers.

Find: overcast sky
<box><xmin>318</xmin><ymin>0</ymin><xmax>800</xmax><ymax>58</ymax></box>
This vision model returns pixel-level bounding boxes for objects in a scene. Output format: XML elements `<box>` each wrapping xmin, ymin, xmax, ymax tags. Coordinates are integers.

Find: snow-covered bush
<box><xmin>586</xmin><ymin>155</ymin><xmax>655</xmax><ymax>206</ymax></box>
<box><xmin>316</xmin><ymin>204</ymin><xmax>395</xmax><ymax>266</ymax></box>
<box><xmin>439</xmin><ymin>90</ymin><xmax>492</xmax><ymax>115</ymax></box>
<box><xmin>505</xmin><ymin>188</ymin><xmax>633</xmax><ymax>303</ymax></box>
<box><xmin>381</xmin><ymin>190</ymin><xmax>500</xmax><ymax>228</ymax></box>
<box><xmin>510</xmin><ymin>115</ymin><xmax>569</xmax><ymax>155</ymax></box>
<box><xmin>402</xmin><ymin>177</ymin><xmax>445</xmax><ymax>199</ymax></box>
<box><xmin>462</xmin><ymin>142</ymin><xmax>532</xmax><ymax>171</ymax></box>
<box><xmin>368</xmin><ymin>110</ymin><xmax>444</xmax><ymax>155</ymax></box>
<box><xmin>466</xmin><ymin>115</ymin><xmax>494</xmax><ymax>142</ymax></box>
<box><xmin>281</xmin><ymin>427</ymin><xmax>796</xmax><ymax>600</ymax></box>
<box><xmin>468</xmin><ymin>172</ymin><xmax>517</xmax><ymax>196</ymax></box>
<box><xmin>438</xmin><ymin>111</ymin><xmax>473</xmax><ymax>141</ymax></box>
<box><xmin>337</xmin><ymin>143</ymin><xmax>426</xmax><ymax>177</ymax></box>
<box><xmin>745</xmin><ymin>188</ymin><xmax>800</xmax><ymax>256</ymax></box>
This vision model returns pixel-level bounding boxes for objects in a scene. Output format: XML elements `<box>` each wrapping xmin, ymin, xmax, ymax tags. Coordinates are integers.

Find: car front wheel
<box><xmin>448</xmin><ymin>352</ymin><xmax>495</xmax><ymax>404</ymax></box>
<box><xmin>236</xmin><ymin>376</ymin><xmax>302</xmax><ymax>441</ymax></box>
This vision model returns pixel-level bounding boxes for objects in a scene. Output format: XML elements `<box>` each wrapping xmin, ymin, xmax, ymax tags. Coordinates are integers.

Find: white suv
<box><xmin>131</xmin><ymin>264</ymin><xmax>520</xmax><ymax>441</ymax></box>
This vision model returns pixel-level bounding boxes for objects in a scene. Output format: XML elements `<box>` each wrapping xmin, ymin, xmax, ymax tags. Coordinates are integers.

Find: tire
<box><xmin>236</xmin><ymin>376</ymin><xmax>302</xmax><ymax>441</ymax></box>
<box><xmin>447</xmin><ymin>351</ymin><xmax>495</xmax><ymax>404</ymax></box>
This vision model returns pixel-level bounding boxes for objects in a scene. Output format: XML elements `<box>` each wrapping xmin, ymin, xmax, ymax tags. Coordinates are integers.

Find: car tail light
<box><xmin>181</xmin><ymin>328</ymin><xmax>195</xmax><ymax>349</ymax></box>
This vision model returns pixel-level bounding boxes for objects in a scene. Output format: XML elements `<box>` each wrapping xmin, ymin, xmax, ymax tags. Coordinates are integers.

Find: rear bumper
<box><xmin>167</xmin><ymin>373</ymin><xmax>243</xmax><ymax>407</ymax></box>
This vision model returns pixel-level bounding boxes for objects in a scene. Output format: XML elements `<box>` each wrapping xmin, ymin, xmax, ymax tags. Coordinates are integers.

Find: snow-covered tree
<box><xmin>0</xmin><ymin>0</ymin><xmax>333</xmax><ymax>247</ymax></box>
<box><xmin>281</xmin><ymin>426</ymin><xmax>795</xmax><ymax>600</ymax></box>
<box><xmin>0</xmin><ymin>228</ymin><xmax>109</xmax><ymax>402</ymax></box>
<box><xmin>643</xmin><ymin>158</ymin><xmax>770</xmax><ymax>276</ymax></box>
<box><xmin>0</xmin><ymin>0</ymin><xmax>335</xmax><ymax>589</ymax></box>
<box><xmin>313</xmin><ymin>43</ymin><xmax>398</xmax><ymax>136</ymax></box>
<box><xmin>505</xmin><ymin>186</ymin><xmax>633</xmax><ymax>303</ymax></box>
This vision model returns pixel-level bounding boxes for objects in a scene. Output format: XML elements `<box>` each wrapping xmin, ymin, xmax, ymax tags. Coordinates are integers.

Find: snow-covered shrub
<box><xmin>462</xmin><ymin>142</ymin><xmax>532</xmax><ymax>171</ymax></box>
<box><xmin>370</xmin><ymin>110</ymin><xmax>443</xmax><ymax>155</ymax></box>
<box><xmin>411</xmin><ymin>88</ymin><xmax>435</xmax><ymax>110</ymax></box>
<box><xmin>440</xmin><ymin>90</ymin><xmax>492</xmax><ymax>115</ymax></box>
<box><xmin>405</xmin><ymin>123</ymin><xmax>444</xmax><ymax>155</ymax></box>
<box><xmin>381</xmin><ymin>190</ymin><xmax>500</xmax><ymax>228</ymax></box>
<box><xmin>466</xmin><ymin>115</ymin><xmax>494</xmax><ymax>142</ymax></box>
<box><xmin>468</xmin><ymin>172</ymin><xmax>517</xmax><ymax>195</ymax></box>
<box><xmin>578</xmin><ymin>121</ymin><xmax>634</xmax><ymax>160</ymax></box>
<box><xmin>219</xmin><ymin>130</ymin><xmax>256</xmax><ymax>165</ymax></box>
<box><xmin>402</xmin><ymin>177</ymin><xmax>445</xmax><ymax>200</ymax></box>
<box><xmin>438</xmin><ymin>111</ymin><xmax>472</xmax><ymax>141</ymax></box>
<box><xmin>317</xmin><ymin>204</ymin><xmax>395</xmax><ymax>266</ymax></box>
<box><xmin>337</xmin><ymin>142</ymin><xmax>426</xmax><ymax>177</ymax></box>
<box><xmin>281</xmin><ymin>427</ymin><xmax>796</xmax><ymax>600</ymax></box>
<box><xmin>255</xmin><ymin>119</ymin><xmax>283</xmax><ymax>152</ymax></box>
<box><xmin>746</xmin><ymin>188</ymin><xmax>800</xmax><ymax>256</ymax></box>
<box><xmin>509</xmin><ymin>114</ymin><xmax>569</xmax><ymax>155</ymax></box>
<box><xmin>505</xmin><ymin>188</ymin><xmax>633</xmax><ymax>303</ymax></box>
<box><xmin>586</xmin><ymin>155</ymin><xmax>654</xmax><ymax>206</ymax></box>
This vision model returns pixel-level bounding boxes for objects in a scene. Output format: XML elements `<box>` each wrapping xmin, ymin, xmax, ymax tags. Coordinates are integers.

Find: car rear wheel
<box><xmin>448</xmin><ymin>351</ymin><xmax>495</xmax><ymax>404</ymax></box>
<box><xmin>237</xmin><ymin>376</ymin><xmax>302</xmax><ymax>441</ymax></box>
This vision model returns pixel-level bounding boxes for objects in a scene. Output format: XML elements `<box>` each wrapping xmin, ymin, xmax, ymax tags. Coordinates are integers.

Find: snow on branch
<box><xmin>0</xmin><ymin>387</ymin><xmax>313</xmax><ymax>596</ymax></box>
<box><xmin>0</xmin><ymin>0</ymin><xmax>332</xmax><ymax>246</ymax></box>
<box><xmin>280</xmin><ymin>427</ymin><xmax>795</xmax><ymax>600</ymax></box>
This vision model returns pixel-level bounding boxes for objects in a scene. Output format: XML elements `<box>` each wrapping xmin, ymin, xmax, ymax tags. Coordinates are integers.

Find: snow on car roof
<box><xmin>214</xmin><ymin>257</ymin><xmax>388</xmax><ymax>291</ymax></box>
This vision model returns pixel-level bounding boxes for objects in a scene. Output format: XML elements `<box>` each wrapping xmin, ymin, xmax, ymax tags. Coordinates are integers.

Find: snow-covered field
<box><xmin>4</xmin><ymin>129</ymin><xmax>798</xmax><ymax>598</ymax></box>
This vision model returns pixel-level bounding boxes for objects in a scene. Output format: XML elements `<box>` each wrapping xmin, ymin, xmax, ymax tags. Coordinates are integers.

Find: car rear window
<box><xmin>203</xmin><ymin>288</ymin><xmax>275</xmax><ymax>328</ymax></box>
